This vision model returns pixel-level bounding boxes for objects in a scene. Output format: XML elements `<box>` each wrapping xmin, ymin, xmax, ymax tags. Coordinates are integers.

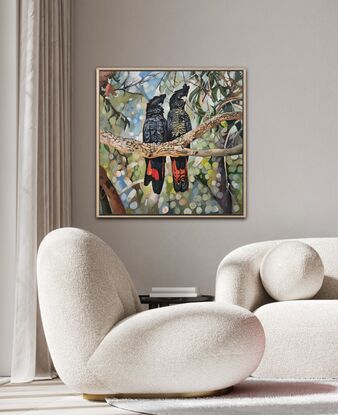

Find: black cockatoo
<box><xmin>143</xmin><ymin>94</ymin><xmax>167</xmax><ymax>194</ymax></box>
<box><xmin>167</xmin><ymin>84</ymin><xmax>192</xmax><ymax>192</ymax></box>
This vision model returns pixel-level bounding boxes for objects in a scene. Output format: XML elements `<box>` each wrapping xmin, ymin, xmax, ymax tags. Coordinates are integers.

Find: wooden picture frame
<box><xmin>96</xmin><ymin>68</ymin><xmax>246</xmax><ymax>218</ymax></box>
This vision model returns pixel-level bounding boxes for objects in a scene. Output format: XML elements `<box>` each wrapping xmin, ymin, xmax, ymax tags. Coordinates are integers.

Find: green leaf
<box><xmin>189</xmin><ymin>87</ymin><xmax>200</xmax><ymax>102</ymax></box>
<box><xmin>211</xmin><ymin>86</ymin><xmax>218</xmax><ymax>102</ymax></box>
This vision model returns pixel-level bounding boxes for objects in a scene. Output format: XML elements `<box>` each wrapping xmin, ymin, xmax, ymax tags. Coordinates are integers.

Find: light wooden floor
<box><xmin>0</xmin><ymin>378</ymin><xmax>135</xmax><ymax>415</ymax></box>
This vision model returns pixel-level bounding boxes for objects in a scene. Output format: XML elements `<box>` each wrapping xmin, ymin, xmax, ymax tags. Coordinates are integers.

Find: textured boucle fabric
<box><xmin>38</xmin><ymin>227</ymin><xmax>265</xmax><ymax>394</ymax></box>
<box><xmin>216</xmin><ymin>238</ymin><xmax>338</xmax><ymax>380</ymax></box>
<box><xmin>88</xmin><ymin>302</ymin><xmax>265</xmax><ymax>394</ymax></box>
<box><xmin>215</xmin><ymin>238</ymin><xmax>338</xmax><ymax>311</ymax></box>
<box><xmin>260</xmin><ymin>241</ymin><xmax>324</xmax><ymax>301</ymax></box>
<box><xmin>37</xmin><ymin>227</ymin><xmax>142</xmax><ymax>392</ymax></box>
<box><xmin>254</xmin><ymin>300</ymin><xmax>338</xmax><ymax>378</ymax></box>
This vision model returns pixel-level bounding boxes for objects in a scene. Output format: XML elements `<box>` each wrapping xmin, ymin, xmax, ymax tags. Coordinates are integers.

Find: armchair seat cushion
<box><xmin>254</xmin><ymin>300</ymin><xmax>338</xmax><ymax>379</ymax></box>
<box><xmin>87</xmin><ymin>303</ymin><xmax>265</xmax><ymax>394</ymax></box>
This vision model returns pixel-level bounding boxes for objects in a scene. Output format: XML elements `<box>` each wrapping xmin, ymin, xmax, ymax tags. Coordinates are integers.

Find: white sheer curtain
<box><xmin>11</xmin><ymin>0</ymin><xmax>71</xmax><ymax>383</ymax></box>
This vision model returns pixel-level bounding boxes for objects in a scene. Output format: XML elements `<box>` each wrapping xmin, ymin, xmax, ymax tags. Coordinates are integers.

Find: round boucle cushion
<box><xmin>260</xmin><ymin>241</ymin><xmax>324</xmax><ymax>301</ymax></box>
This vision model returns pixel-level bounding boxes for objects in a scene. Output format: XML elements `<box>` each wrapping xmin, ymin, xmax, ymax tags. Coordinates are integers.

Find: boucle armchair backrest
<box><xmin>37</xmin><ymin>227</ymin><xmax>141</xmax><ymax>391</ymax></box>
<box><xmin>216</xmin><ymin>238</ymin><xmax>338</xmax><ymax>311</ymax></box>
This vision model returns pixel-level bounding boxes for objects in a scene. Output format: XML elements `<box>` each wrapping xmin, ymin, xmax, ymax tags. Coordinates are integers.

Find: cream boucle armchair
<box><xmin>215</xmin><ymin>238</ymin><xmax>338</xmax><ymax>379</ymax></box>
<box><xmin>37</xmin><ymin>227</ymin><xmax>265</xmax><ymax>400</ymax></box>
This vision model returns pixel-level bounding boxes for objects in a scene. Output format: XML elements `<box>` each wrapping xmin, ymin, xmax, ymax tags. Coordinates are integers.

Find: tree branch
<box><xmin>99</xmin><ymin>166</ymin><xmax>126</xmax><ymax>214</ymax></box>
<box><xmin>184</xmin><ymin>144</ymin><xmax>243</xmax><ymax>157</ymax></box>
<box><xmin>99</xmin><ymin>111</ymin><xmax>242</xmax><ymax>158</ymax></box>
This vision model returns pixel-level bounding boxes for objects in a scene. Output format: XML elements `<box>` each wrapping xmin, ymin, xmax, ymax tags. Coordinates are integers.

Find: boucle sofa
<box><xmin>37</xmin><ymin>227</ymin><xmax>265</xmax><ymax>399</ymax></box>
<box><xmin>215</xmin><ymin>238</ymin><xmax>338</xmax><ymax>379</ymax></box>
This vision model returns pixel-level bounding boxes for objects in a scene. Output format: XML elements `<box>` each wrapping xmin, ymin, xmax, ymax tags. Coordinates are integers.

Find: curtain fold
<box><xmin>11</xmin><ymin>0</ymin><xmax>71</xmax><ymax>383</ymax></box>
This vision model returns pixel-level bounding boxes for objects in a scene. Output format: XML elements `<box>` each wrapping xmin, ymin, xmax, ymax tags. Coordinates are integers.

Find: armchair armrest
<box><xmin>215</xmin><ymin>241</ymin><xmax>276</xmax><ymax>311</ymax></box>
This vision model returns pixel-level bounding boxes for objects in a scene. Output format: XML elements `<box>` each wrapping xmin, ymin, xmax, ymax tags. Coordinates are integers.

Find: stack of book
<box><xmin>149</xmin><ymin>287</ymin><xmax>200</xmax><ymax>298</ymax></box>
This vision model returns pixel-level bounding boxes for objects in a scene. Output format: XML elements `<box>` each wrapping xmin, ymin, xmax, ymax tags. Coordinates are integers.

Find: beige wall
<box><xmin>0</xmin><ymin>0</ymin><xmax>17</xmax><ymax>376</ymax></box>
<box><xmin>72</xmin><ymin>0</ymin><xmax>338</xmax><ymax>294</ymax></box>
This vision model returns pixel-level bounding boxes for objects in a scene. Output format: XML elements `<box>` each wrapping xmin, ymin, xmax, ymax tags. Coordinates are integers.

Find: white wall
<box><xmin>71</xmin><ymin>0</ymin><xmax>338</xmax><ymax>295</ymax></box>
<box><xmin>0</xmin><ymin>0</ymin><xmax>17</xmax><ymax>376</ymax></box>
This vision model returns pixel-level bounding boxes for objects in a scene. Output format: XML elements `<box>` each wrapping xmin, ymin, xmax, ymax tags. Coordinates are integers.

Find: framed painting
<box><xmin>96</xmin><ymin>68</ymin><xmax>246</xmax><ymax>218</ymax></box>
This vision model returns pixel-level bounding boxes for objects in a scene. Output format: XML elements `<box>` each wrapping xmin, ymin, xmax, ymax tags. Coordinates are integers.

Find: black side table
<box><xmin>139</xmin><ymin>295</ymin><xmax>214</xmax><ymax>309</ymax></box>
